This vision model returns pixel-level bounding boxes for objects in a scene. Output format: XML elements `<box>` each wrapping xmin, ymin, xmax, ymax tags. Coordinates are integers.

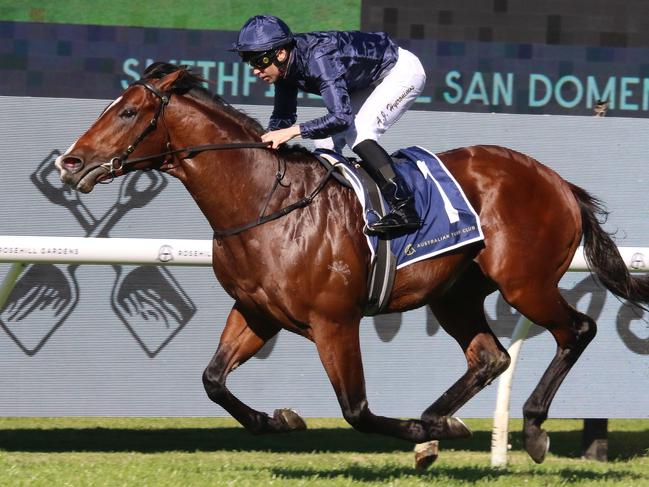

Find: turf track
<box><xmin>1</xmin><ymin>418</ymin><xmax>648</xmax><ymax>486</ymax></box>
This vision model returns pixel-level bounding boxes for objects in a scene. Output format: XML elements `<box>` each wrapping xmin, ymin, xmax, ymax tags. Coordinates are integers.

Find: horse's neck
<box><xmin>167</xmin><ymin>104</ymin><xmax>301</xmax><ymax>233</ymax></box>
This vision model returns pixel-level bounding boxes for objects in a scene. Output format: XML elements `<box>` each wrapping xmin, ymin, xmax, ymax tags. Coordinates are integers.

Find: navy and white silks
<box><xmin>268</xmin><ymin>31</ymin><xmax>426</xmax><ymax>151</ymax></box>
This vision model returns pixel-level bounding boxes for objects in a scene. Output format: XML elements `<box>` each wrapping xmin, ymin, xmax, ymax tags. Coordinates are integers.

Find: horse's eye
<box><xmin>120</xmin><ymin>107</ymin><xmax>137</xmax><ymax>118</ymax></box>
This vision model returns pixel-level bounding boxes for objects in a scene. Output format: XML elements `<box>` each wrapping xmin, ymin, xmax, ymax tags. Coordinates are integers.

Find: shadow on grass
<box><xmin>270</xmin><ymin>464</ymin><xmax>646</xmax><ymax>483</ymax></box>
<box><xmin>0</xmin><ymin>427</ymin><xmax>647</xmax><ymax>460</ymax></box>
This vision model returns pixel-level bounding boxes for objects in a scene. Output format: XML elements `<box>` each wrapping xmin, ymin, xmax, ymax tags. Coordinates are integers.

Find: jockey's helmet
<box><xmin>230</xmin><ymin>15</ymin><xmax>294</xmax><ymax>53</ymax></box>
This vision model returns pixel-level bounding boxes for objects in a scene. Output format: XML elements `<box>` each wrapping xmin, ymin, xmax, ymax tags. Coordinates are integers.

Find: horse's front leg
<box><xmin>202</xmin><ymin>303</ymin><xmax>306</xmax><ymax>434</ymax></box>
<box><xmin>313</xmin><ymin>317</ymin><xmax>436</xmax><ymax>443</ymax></box>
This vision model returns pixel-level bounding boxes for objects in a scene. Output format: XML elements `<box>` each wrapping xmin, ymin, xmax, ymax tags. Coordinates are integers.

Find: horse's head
<box><xmin>55</xmin><ymin>64</ymin><xmax>190</xmax><ymax>193</ymax></box>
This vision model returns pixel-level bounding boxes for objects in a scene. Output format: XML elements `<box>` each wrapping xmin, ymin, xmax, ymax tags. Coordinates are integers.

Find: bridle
<box><xmin>99</xmin><ymin>80</ymin><xmax>270</xmax><ymax>179</ymax></box>
<box><xmin>97</xmin><ymin>78</ymin><xmax>336</xmax><ymax>238</ymax></box>
<box><xmin>99</xmin><ymin>80</ymin><xmax>170</xmax><ymax>178</ymax></box>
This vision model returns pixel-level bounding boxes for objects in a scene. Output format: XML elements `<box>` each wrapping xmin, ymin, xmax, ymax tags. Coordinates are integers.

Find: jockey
<box><xmin>231</xmin><ymin>15</ymin><xmax>426</xmax><ymax>237</ymax></box>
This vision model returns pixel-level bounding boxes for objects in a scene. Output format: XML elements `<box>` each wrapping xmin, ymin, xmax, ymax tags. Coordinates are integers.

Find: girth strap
<box><xmin>353</xmin><ymin>166</ymin><xmax>397</xmax><ymax>316</ymax></box>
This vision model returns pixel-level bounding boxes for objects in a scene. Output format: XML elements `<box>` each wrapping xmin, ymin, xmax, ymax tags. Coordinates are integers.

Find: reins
<box><xmin>116</xmin><ymin>141</ymin><xmax>272</xmax><ymax>170</ymax></box>
<box><xmin>213</xmin><ymin>162</ymin><xmax>337</xmax><ymax>238</ymax></box>
<box><xmin>104</xmin><ymin>78</ymin><xmax>337</xmax><ymax>239</ymax></box>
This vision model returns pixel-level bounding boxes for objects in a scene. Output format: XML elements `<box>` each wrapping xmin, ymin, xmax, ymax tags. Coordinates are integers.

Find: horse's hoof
<box><xmin>273</xmin><ymin>408</ymin><xmax>307</xmax><ymax>431</ymax></box>
<box><xmin>446</xmin><ymin>416</ymin><xmax>472</xmax><ymax>438</ymax></box>
<box><xmin>414</xmin><ymin>440</ymin><xmax>439</xmax><ymax>470</ymax></box>
<box><xmin>525</xmin><ymin>429</ymin><xmax>550</xmax><ymax>464</ymax></box>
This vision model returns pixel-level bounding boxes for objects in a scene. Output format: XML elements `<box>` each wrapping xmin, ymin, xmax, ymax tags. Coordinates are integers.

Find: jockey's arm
<box><xmin>264</xmin><ymin>81</ymin><xmax>300</xmax><ymax>149</ymax></box>
<box><xmin>268</xmin><ymin>81</ymin><xmax>298</xmax><ymax>131</ymax></box>
<box><xmin>264</xmin><ymin>77</ymin><xmax>353</xmax><ymax>149</ymax></box>
<box><xmin>299</xmin><ymin>77</ymin><xmax>353</xmax><ymax>140</ymax></box>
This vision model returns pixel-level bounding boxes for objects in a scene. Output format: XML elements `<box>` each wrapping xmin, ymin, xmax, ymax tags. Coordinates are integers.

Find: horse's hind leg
<box><xmin>506</xmin><ymin>288</ymin><xmax>597</xmax><ymax>463</ymax></box>
<box><xmin>202</xmin><ymin>303</ymin><xmax>306</xmax><ymax>434</ymax></box>
<box><xmin>422</xmin><ymin>264</ymin><xmax>511</xmax><ymax>434</ymax></box>
<box><xmin>312</xmin><ymin>317</ymin><xmax>463</xmax><ymax>443</ymax></box>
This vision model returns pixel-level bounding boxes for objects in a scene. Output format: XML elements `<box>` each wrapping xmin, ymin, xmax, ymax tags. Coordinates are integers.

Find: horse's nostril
<box><xmin>62</xmin><ymin>156</ymin><xmax>84</xmax><ymax>172</ymax></box>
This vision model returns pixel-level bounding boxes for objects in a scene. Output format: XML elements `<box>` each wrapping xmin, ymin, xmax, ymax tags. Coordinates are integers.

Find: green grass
<box><xmin>0</xmin><ymin>0</ymin><xmax>361</xmax><ymax>31</ymax></box>
<box><xmin>1</xmin><ymin>418</ymin><xmax>648</xmax><ymax>486</ymax></box>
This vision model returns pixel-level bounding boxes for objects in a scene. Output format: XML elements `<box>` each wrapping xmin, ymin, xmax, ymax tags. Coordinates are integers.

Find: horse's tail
<box><xmin>571</xmin><ymin>183</ymin><xmax>649</xmax><ymax>309</ymax></box>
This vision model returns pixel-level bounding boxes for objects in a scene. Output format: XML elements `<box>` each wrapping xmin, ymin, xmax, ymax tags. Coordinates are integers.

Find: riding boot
<box><xmin>353</xmin><ymin>139</ymin><xmax>421</xmax><ymax>237</ymax></box>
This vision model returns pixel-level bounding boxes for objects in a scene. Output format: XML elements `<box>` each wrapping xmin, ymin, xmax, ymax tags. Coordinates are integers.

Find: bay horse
<box><xmin>55</xmin><ymin>63</ymin><xmax>649</xmax><ymax>464</ymax></box>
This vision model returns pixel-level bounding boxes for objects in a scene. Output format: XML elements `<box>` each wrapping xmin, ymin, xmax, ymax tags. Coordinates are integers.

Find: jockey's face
<box><xmin>251</xmin><ymin>48</ymin><xmax>288</xmax><ymax>84</ymax></box>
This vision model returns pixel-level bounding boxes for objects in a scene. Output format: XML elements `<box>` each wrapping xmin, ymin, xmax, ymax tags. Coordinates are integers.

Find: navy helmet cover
<box><xmin>230</xmin><ymin>15</ymin><xmax>294</xmax><ymax>52</ymax></box>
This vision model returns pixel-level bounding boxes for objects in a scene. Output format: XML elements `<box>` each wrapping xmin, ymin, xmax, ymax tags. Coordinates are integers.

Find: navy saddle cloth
<box><xmin>315</xmin><ymin>146</ymin><xmax>484</xmax><ymax>269</ymax></box>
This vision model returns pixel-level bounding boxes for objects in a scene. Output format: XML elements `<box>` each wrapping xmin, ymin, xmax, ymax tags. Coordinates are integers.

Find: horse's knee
<box><xmin>341</xmin><ymin>399</ymin><xmax>373</xmax><ymax>432</ymax></box>
<box><xmin>487</xmin><ymin>348</ymin><xmax>511</xmax><ymax>379</ymax></box>
<box><xmin>474</xmin><ymin>348</ymin><xmax>511</xmax><ymax>386</ymax></box>
<box><xmin>202</xmin><ymin>367</ymin><xmax>227</xmax><ymax>403</ymax></box>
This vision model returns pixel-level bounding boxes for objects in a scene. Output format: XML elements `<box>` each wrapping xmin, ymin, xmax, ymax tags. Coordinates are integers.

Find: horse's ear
<box><xmin>156</xmin><ymin>68</ymin><xmax>190</xmax><ymax>93</ymax></box>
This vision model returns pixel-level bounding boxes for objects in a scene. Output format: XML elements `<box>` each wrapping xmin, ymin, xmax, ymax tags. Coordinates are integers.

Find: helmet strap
<box><xmin>273</xmin><ymin>47</ymin><xmax>291</xmax><ymax>78</ymax></box>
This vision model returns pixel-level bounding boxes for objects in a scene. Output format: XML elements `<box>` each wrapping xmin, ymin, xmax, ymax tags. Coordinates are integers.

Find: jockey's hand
<box><xmin>262</xmin><ymin>125</ymin><xmax>301</xmax><ymax>149</ymax></box>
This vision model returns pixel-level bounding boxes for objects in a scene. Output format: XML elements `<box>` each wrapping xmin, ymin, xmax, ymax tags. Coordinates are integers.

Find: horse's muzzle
<box><xmin>55</xmin><ymin>153</ymin><xmax>109</xmax><ymax>193</ymax></box>
<box><xmin>56</xmin><ymin>154</ymin><xmax>84</xmax><ymax>174</ymax></box>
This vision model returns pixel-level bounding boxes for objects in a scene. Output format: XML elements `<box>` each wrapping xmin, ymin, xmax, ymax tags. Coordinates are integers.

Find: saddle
<box><xmin>313</xmin><ymin>147</ymin><xmax>484</xmax><ymax>316</ymax></box>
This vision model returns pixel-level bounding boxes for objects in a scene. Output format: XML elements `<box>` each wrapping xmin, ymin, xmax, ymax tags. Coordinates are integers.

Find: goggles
<box><xmin>241</xmin><ymin>49</ymin><xmax>279</xmax><ymax>70</ymax></box>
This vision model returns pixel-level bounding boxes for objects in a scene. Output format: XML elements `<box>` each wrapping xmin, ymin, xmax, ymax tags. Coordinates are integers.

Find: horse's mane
<box><xmin>142</xmin><ymin>62</ymin><xmax>311</xmax><ymax>159</ymax></box>
<box><xmin>143</xmin><ymin>62</ymin><xmax>265</xmax><ymax>137</ymax></box>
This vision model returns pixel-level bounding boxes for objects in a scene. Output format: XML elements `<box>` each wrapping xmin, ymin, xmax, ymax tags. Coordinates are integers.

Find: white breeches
<box><xmin>312</xmin><ymin>47</ymin><xmax>426</xmax><ymax>153</ymax></box>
